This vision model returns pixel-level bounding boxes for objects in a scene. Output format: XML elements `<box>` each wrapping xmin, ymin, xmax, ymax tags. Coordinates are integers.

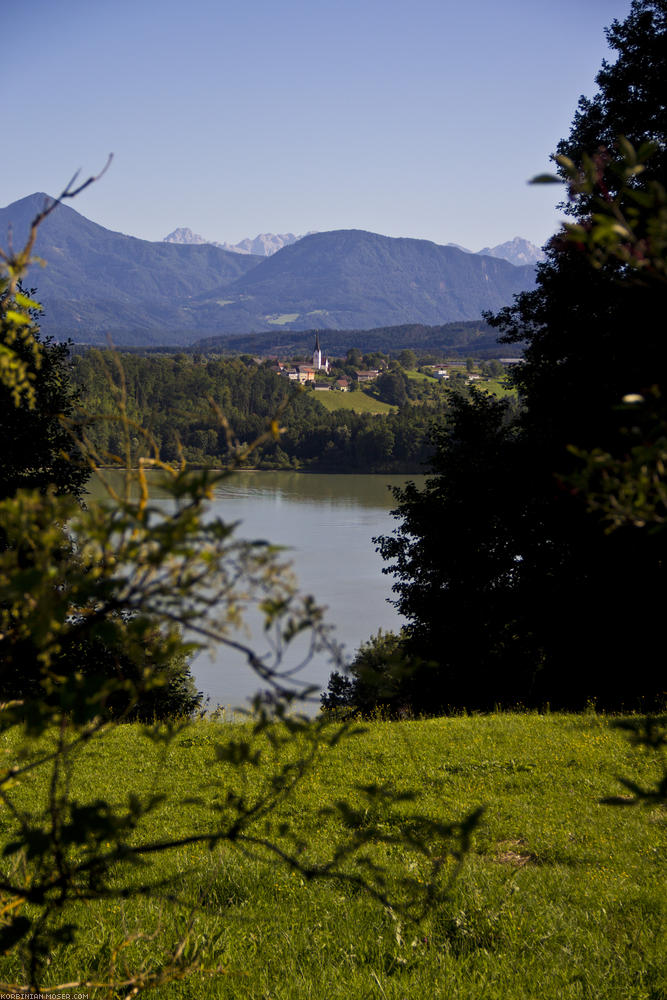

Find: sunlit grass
<box><xmin>481</xmin><ymin>376</ymin><xmax>517</xmax><ymax>398</ymax></box>
<box><xmin>0</xmin><ymin>713</ymin><xmax>664</xmax><ymax>998</ymax></box>
<box><xmin>405</xmin><ymin>370</ymin><xmax>433</xmax><ymax>383</ymax></box>
<box><xmin>314</xmin><ymin>389</ymin><xmax>397</xmax><ymax>414</ymax></box>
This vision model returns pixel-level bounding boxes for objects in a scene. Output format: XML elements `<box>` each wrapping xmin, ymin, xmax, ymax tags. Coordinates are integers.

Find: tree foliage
<box><xmin>0</xmin><ymin>289</ymin><xmax>88</xmax><ymax>503</ymax></box>
<box><xmin>0</xmin><ymin>185</ymin><xmax>481</xmax><ymax>993</ymax></box>
<box><xmin>70</xmin><ymin>349</ymin><xmax>455</xmax><ymax>472</ymax></box>
<box><xmin>555</xmin><ymin>0</ymin><xmax>667</xmax><ymax>210</ymax></box>
<box><xmin>368</xmin><ymin>0</ymin><xmax>667</xmax><ymax>714</ymax></box>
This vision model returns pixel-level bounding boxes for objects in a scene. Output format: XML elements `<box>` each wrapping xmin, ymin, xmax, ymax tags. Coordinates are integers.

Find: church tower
<box><xmin>313</xmin><ymin>332</ymin><xmax>322</xmax><ymax>370</ymax></box>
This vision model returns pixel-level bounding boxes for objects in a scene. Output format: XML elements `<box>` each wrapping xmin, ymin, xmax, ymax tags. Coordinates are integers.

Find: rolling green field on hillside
<box><xmin>436</xmin><ymin>373</ymin><xmax>517</xmax><ymax>399</ymax></box>
<box><xmin>405</xmin><ymin>369</ymin><xmax>433</xmax><ymax>384</ymax></box>
<box><xmin>1</xmin><ymin>713</ymin><xmax>664</xmax><ymax>998</ymax></box>
<box><xmin>314</xmin><ymin>388</ymin><xmax>398</xmax><ymax>414</ymax></box>
<box><xmin>480</xmin><ymin>376</ymin><xmax>517</xmax><ymax>398</ymax></box>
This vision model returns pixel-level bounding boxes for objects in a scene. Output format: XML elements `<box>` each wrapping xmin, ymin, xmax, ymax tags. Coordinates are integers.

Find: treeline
<box><xmin>71</xmin><ymin>352</ymin><xmax>458</xmax><ymax>472</ymax></box>
<box><xmin>189</xmin><ymin>319</ymin><xmax>511</xmax><ymax>360</ymax></box>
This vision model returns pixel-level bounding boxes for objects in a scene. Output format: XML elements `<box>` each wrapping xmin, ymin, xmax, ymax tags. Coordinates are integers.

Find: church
<box><xmin>312</xmin><ymin>333</ymin><xmax>330</xmax><ymax>373</ymax></box>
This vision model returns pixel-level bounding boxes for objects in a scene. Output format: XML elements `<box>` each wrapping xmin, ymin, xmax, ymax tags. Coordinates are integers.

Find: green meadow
<box><xmin>0</xmin><ymin>713</ymin><xmax>664</xmax><ymax>999</ymax></box>
<box><xmin>480</xmin><ymin>376</ymin><xmax>517</xmax><ymax>398</ymax></box>
<box><xmin>314</xmin><ymin>389</ymin><xmax>397</xmax><ymax>414</ymax></box>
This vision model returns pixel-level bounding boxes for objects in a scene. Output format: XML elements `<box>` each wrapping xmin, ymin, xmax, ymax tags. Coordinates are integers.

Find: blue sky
<box><xmin>3</xmin><ymin>0</ymin><xmax>631</xmax><ymax>250</ymax></box>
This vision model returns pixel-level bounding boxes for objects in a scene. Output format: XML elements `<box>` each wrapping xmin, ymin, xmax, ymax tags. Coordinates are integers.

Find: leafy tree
<box><xmin>322</xmin><ymin>630</ymin><xmax>411</xmax><ymax>716</ymax></box>
<box><xmin>375</xmin><ymin>392</ymin><xmax>547</xmax><ymax>712</ymax></box>
<box><xmin>555</xmin><ymin>0</ymin><xmax>667</xmax><ymax>210</ymax></box>
<box><xmin>398</xmin><ymin>348</ymin><xmax>417</xmax><ymax>370</ymax></box>
<box><xmin>374</xmin><ymin>369</ymin><xmax>408</xmax><ymax>406</ymax></box>
<box><xmin>0</xmin><ymin>184</ymin><xmax>480</xmax><ymax>993</ymax></box>
<box><xmin>0</xmin><ymin>286</ymin><xmax>88</xmax><ymax>503</ymax></box>
<box><xmin>373</xmin><ymin>0</ymin><xmax>666</xmax><ymax>713</ymax></box>
<box><xmin>2</xmin><ymin>336</ymin><xmax>87</xmax><ymax>502</ymax></box>
<box><xmin>363</xmin><ymin>351</ymin><xmax>388</xmax><ymax>370</ymax></box>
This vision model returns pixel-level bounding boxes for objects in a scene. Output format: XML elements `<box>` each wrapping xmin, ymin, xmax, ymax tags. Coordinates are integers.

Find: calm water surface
<box><xmin>193</xmin><ymin>472</ymin><xmax>425</xmax><ymax>709</ymax></box>
<box><xmin>90</xmin><ymin>471</ymin><xmax>425</xmax><ymax>709</ymax></box>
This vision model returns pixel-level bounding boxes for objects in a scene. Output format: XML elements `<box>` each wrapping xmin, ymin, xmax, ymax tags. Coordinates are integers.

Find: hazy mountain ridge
<box><xmin>163</xmin><ymin>228</ymin><xmax>308</xmax><ymax>256</ymax></box>
<box><xmin>1</xmin><ymin>195</ymin><xmax>536</xmax><ymax>345</ymax></box>
<box><xmin>196</xmin><ymin>229</ymin><xmax>536</xmax><ymax>332</ymax></box>
<box><xmin>167</xmin><ymin>228</ymin><xmax>545</xmax><ymax>265</ymax></box>
<box><xmin>478</xmin><ymin>236</ymin><xmax>546</xmax><ymax>266</ymax></box>
<box><xmin>0</xmin><ymin>195</ymin><xmax>263</xmax><ymax>344</ymax></box>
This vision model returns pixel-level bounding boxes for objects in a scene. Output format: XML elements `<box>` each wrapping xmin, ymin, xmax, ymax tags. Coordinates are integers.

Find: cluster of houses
<box><xmin>269</xmin><ymin>334</ymin><xmax>381</xmax><ymax>392</ymax></box>
<box><xmin>265</xmin><ymin>334</ymin><xmax>508</xmax><ymax>391</ymax></box>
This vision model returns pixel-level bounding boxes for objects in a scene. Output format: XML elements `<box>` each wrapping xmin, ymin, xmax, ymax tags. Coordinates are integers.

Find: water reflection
<box><xmin>89</xmin><ymin>470</ymin><xmax>426</xmax><ymax>711</ymax></box>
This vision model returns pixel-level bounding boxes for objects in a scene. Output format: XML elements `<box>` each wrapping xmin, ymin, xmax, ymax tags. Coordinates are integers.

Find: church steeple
<box><xmin>313</xmin><ymin>332</ymin><xmax>322</xmax><ymax>370</ymax></box>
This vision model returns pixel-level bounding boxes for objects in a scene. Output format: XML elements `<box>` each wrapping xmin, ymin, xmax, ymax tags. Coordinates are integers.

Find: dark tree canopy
<box><xmin>368</xmin><ymin>0</ymin><xmax>667</xmax><ymax>714</ymax></box>
<box><xmin>0</xmin><ymin>288</ymin><xmax>201</xmax><ymax>720</ymax></box>
<box><xmin>556</xmin><ymin>0</ymin><xmax>667</xmax><ymax>205</ymax></box>
<box><xmin>0</xmin><ymin>289</ymin><xmax>88</xmax><ymax>502</ymax></box>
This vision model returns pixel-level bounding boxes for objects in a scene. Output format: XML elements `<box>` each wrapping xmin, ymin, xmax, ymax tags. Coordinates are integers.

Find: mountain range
<box><xmin>1</xmin><ymin>193</ymin><xmax>537</xmax><ymax>347</ymax></box>
<box><xmin>166</xmin><ymin>228</ymin><xmax>545</xmax><ymax>266</ymax></box>
<box><xmin>163</xmin><ymin>227</ymin><xmax>307</xmax><ymax>257</ymax></box>
<box><xmin>478</xmin><ymin>237</ymin><xmax>546</xmax><ymax>266</ymax></box>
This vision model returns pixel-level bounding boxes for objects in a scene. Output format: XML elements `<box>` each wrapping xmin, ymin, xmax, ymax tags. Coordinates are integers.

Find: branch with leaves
<box><xmin>0</xmin><ymin>179</ymin><xmax>482</xmax><ymax>994</ymax></box>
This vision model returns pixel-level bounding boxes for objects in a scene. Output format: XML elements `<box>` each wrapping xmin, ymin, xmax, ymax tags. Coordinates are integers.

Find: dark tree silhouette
<box><xmin>370</xmin><ymin>0</ymin><xmax>666</xmax><ymax>713</ymax></box>
<box><xmin>0</xmin><ymin>288</ymin><xmax>88</xmax><ymax>503</ymax></box>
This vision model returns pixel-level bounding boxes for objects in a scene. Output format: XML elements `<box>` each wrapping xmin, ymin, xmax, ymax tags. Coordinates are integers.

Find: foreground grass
<box><xmin>0</xmin><ymin>713</ymin><xmax>664</xmax><ymax>998</ymax></box>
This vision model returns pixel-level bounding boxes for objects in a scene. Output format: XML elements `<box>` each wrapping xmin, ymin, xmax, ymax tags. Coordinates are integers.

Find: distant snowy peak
<box><xmin>231</xmin><ymin>233</ymin><xmax>301</xmax><ymax>256</ymax></box>
<box><xmin>162</xmin><ymin>229</ymin><xmax>313</xmax><ymax>256</ymax></box>
<box><xmin>163</xmin><ymin>227</ymin><xmax>223</xmax><ymax>248</ymax></box>
<box><xmin>163</xmin><ymin>229</ymin><xmax>545</xmax><ymax>265</ymax></box>
<box><xmin>478</xmin><ymin>237</ymin><xmax>546</xmax><ymax>267</ymax></box>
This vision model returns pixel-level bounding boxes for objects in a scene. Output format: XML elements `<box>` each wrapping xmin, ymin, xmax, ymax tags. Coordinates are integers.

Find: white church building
<box><xmin>312</xmin><ymin>333</ymin><xmax>330</xmax><ymax>373</ymax></box>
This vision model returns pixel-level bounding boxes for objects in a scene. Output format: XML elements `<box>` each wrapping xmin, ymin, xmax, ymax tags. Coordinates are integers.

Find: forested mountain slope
<box><xmin>192</xmin><ymin>229</ymin><xmax>535</xmax><ymax>332</ymax></box>
<box><xmin>191</xmin><ymin>320</ymin><xmax>509</xmax><ymax>358</ymax></box>
<box><xmin>1</xmin><ymin>196</ymin><xmax>535</xmax><ymax>345</ymax></box>
<box><xmin>0</xmin><ymin>194</ymin><xmax>263</xmax><ymax>344</ymax></box>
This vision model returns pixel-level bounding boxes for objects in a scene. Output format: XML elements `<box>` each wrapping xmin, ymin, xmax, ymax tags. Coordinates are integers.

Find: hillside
<box><xmin>0</xmin><ymin>194</ymin><xmax>262</xmax><ymax>344</ymax></box>
<box><xmin>192</xmin><ymin>229</ymin><xmax>536</xmax><ymax>333</ymax></box>
<box><xmin>192</xmin><ymin>320</ymin><xmax>510</xmax><ymax>358</ymax></box>
<box><xmin>1</xmin><ymin>196</ymin><xmax>535</xmax><ymax>345</ymax></box>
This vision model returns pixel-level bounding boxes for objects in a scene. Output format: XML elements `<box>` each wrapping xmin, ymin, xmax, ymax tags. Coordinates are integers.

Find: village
<box><xmin>268</xmin><ymin>333</ymin><xmax>519</xmax><ymax>394</ymax></box>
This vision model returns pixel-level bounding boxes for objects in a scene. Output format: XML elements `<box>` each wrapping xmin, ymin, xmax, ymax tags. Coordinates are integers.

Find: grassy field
<box><xmin>405</xmin><ymin>370</ymin><xmax>433</xmax><ymax>384</ymax></box>
<box><xmin>480</xmin><ymin>376</ymin><xmax>517</xmax><ymax>398</ymax></box>
<box><xmin>314</xmin><ymin>389</ymin><xmax>397</xmax><ymax>414</ymax></box>
<box><xmin>0</xmin><ymin>713</ymin><xmax>664</xmax><ymax>998</ymax></box>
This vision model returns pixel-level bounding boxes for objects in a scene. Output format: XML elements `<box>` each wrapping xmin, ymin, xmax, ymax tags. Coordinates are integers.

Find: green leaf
<box><xmin>529</xmin><ymin>174</ymin><xmax>562</xmax><ymax>185</ymax></box>
<box><xmin>4</xmin><ymin>310</ymin><xmax>31</xmax><ymax>326</ymax></box>
<box><xmin>616</xmin><ymin>135</ymin><xmax>637</xmax><ymax>164</ymax></box>
<box><xmin>14</xmin><ymin>292</ymin><xmax>42</xmax><ymax>311</ymax></box>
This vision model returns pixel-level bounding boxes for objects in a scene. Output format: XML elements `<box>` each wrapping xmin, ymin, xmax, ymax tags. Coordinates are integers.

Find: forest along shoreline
<box><xmin>72</xmin><ymin>349</ymin><xmax>514</xmax><ymax>475</ymax></box>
